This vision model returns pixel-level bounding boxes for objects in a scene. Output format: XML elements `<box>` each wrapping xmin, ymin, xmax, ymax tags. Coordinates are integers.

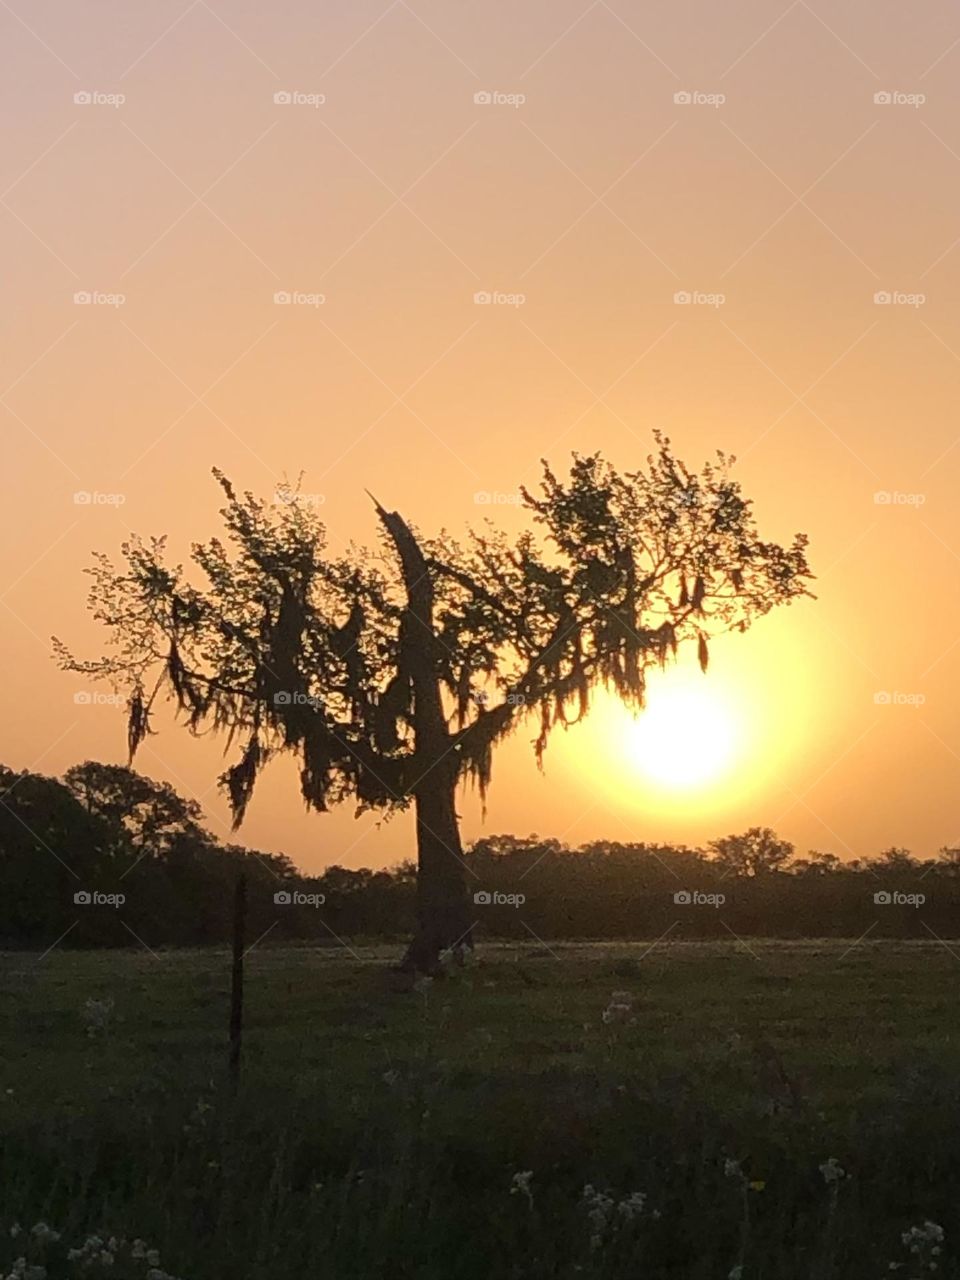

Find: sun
<box><xmin>624</xmin><ymin>667</ymin><xmax>742</xmax><ymax>791</ymax></box>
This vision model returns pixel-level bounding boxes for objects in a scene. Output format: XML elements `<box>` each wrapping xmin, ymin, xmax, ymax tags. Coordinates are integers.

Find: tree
<box><xmin>63</xmin><ymin>761</ymin><xmax>208</xmax><ymax>861</ymax></box>
<box><xmin>0</xmin><ymin>766</ymin><xmax>116</xmax><ymax>942</ymax></box>
<box><xmin>710</xmin><ymin>826</ymin><xmax>795</xmax><ymax>877</ymax></box>
<box><xmin>868</xmin><ymin>846</ymin><xmax>920</xmax><ymax>874</ymax></box>
<box><xmin>789</xmin><ymin>850</ymin><xmax>842</xmax><ymax>876</ymax></box>
<box><xmin>56</xmin><ymin>437</ymin><xmax>812</xmax><ymax>971</ymax></box>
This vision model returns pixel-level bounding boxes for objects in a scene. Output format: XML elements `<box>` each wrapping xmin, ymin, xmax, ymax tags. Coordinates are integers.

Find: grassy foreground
<box><xmin>2</xmin><ymin>939</ymin><xmax>958</xmax><ymax>1279</ymax></box>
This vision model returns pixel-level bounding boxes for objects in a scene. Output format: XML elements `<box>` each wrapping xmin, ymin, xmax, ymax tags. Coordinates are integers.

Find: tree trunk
<box><xmin>372</xmin><ymin>499</ymin><xmax>473</xmax><ymax>974</ymax></box>
<box><xmin>403</xmin><ymin>763</ymin><xmax>473</xmax><ymax>973</ymax></box>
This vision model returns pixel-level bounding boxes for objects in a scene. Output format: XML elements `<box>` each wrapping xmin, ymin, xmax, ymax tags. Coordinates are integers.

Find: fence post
<box><xmin>229</xmin><ymin>869</ymin><xmax>247</xmax><ymax>1086</ymax></box>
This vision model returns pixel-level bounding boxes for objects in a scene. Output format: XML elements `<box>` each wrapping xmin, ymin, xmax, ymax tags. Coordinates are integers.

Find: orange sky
<box><xmin>4</xmin><ymin>0</ymin><xmax>960</xmax><ymax>871</ymax></box>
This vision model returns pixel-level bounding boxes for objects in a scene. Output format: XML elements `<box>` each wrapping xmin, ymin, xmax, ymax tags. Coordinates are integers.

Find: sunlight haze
<box><xmin>3</xmin><ymin>0</ymin><xmax>959</xmax><ymax>870</ymax></box>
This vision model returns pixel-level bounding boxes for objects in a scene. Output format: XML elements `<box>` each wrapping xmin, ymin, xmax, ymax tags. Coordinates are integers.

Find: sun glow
<box><xmin>623</xmin><ymin>667</ymin><xmax>743</xmax><ymax>791</ymax></box>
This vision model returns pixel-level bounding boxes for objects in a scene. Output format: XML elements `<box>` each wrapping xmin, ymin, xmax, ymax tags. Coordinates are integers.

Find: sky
<box><xmin>3</xmin><ymin>0</ymin><xmax>960</xmax><ymax>872</ymax></box>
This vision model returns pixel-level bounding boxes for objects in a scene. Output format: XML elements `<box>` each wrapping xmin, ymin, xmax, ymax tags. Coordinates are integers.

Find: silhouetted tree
<box><xmin>710</xmin><ymin>826</ymin><xmax>795</xmax><ymax>877</ymax></box>
<box><xmin>64</xmin><ymin>760</ymin><xmax>208</xmax><ymax>860</ymax></box>
<box><xmin>0</xmin><ymin>766</ymin><xmax>115</xmax><ymax>942</ymax></box>
<box><xmin>790</xmin><ymin>850</ymin><xmax>842</xmax><ymax>876</ymax></box>
<box><xmin>869</xmin><ymin>846</ymin><xmax>920</xmax><ymax>873</ymax></box>
<box><xmin>56</xmin><ymin>437</ymin><xmax>812</xmax><ymax>971</ymax></box>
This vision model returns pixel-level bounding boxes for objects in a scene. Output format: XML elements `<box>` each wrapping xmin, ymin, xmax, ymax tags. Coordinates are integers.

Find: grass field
<box><xmin>2</xmin><ymin>939</ymin><xmax>958</xmax><ymax>1279</ymax></box>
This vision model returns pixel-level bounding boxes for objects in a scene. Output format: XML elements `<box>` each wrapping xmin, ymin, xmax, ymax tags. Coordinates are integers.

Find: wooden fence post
<box><xmin>229</xmin><ymin>869</ymin><xmax>247</xmax><ymax>1086</ymax></box>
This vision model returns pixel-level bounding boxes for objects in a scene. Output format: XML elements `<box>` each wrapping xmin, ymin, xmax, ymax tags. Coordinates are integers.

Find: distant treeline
<box><xmin>2</xmin><ymin>760</ymin><xmax>958</xmax><ymax>948</ymax></box>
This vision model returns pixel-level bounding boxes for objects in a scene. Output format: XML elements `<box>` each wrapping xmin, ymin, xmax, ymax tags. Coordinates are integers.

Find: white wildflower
<box><xmin>819</xmin><ymin>1157</ymin><xmax>845</xmax><ymax>1184</ymax></box>
<box><xmin>510</xmin><ymin>1170</ymin><xmax>534</xmax><ymax>1205</ymax></box>
<box><xmin>29</xmin><ymin>1224</ymin><xmax>59</xmax><ymax>1243</ymax></box>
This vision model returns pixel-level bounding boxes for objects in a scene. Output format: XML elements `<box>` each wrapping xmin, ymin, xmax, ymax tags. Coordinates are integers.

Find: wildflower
<box><xmin>582</xmin><ymin>1184</ymin><xmax>652</xmax><ymax>1249</ymax></box>
<box><xmin>892</xmin><ymin>1222</ymin><xmax>945</xmax><ymax>1274</ymax></box>
<box><xmin>728</xmin><ymin>1267</ymin><xmax>744</xmax><ymax>1280</ymax></box>
<box><xmin>382</xmin><ymin>1070</ymin><xmax>400</xmax><ymax>1087</ymax></box>
<box><xmin>724</xmin><ymin>1158</ymin><xmax>743</xmax><ymax>1180</ymax></box>
<box><xmin>510</xmin><ymin>1171</ymin><xmax>534</xmax><ymax>1206</ymax></box>
<box><xmin>616</xmin><ymin>1191</ymin><xmax>647</xmax><ymax>1221</ymax></box>
<box><xmin>30</xmin><ymin>1224</ymin><xmax>60</xmax><ymax>1243</ymax></box>
<box><xmin>819</xmin><ymin>1157</ymin><xmax>845</xmax><ymax>1184</ymax></box>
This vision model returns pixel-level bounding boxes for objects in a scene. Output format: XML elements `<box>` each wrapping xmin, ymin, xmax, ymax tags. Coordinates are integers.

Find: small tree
<box><xmin>710</xmin><ymin>826</ymin><xmax>795</xmax><ymax>877</ymax></box>
<box><xmin>56</xmin><ymin>437</ymin><xmax>812</xmax><ymax>971</ymax></box>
